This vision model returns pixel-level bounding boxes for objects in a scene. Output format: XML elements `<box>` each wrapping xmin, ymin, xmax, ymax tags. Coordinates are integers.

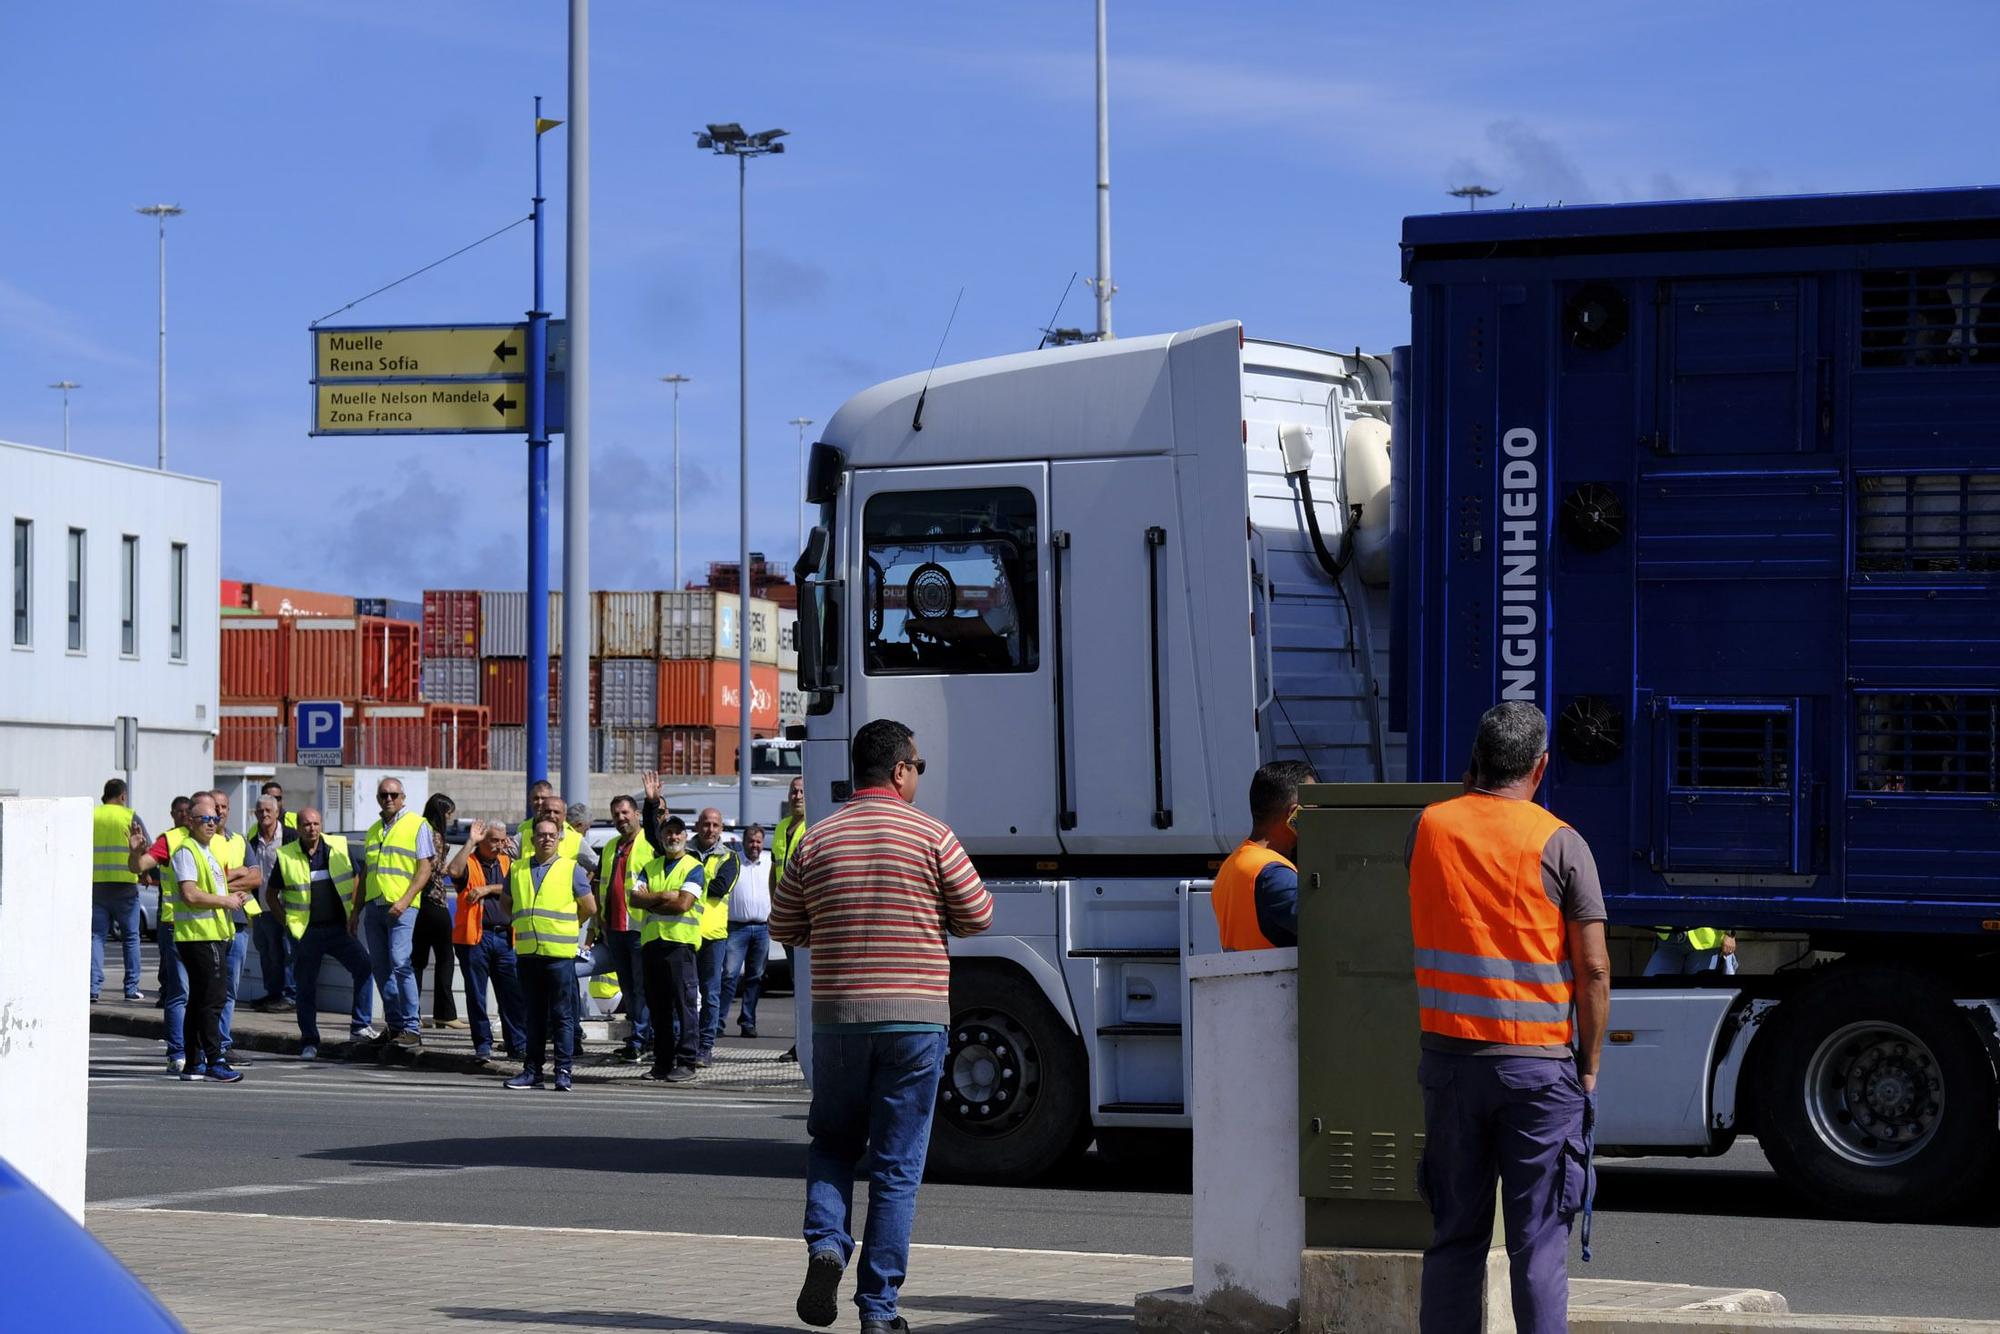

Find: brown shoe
<box><xmin>392</xmin><ymin>1029</ymin><xmax>423</xmax><ymax>1049</ymax></box>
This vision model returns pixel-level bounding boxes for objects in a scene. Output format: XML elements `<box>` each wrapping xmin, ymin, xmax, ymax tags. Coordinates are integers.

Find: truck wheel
<box><xmin>1755</xmin><ymin>967</ymin><xmax>1996</xmax><ymax>1220</ymax></box>
<box><xmin>927</xmin><ymin>965</ymin><xmax>1092</xmax><ymax>1182</ymax></box>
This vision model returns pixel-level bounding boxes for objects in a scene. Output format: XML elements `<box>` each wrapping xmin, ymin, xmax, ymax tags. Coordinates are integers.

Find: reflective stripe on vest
<box><xmin>93</xmin><ymin>804</ymin><xmax>139</xmax><ymax>885</ymax></box>
<box><xmin>638</xmin><ymin>854</ymin><xmax>704</xmax><ymax>946</ymax></box>
<box><xmin>366</xmin><ymin>812</ymin><xmax>427</xmax><ymax>902</ymax></box>
<box><xmin>596</xmin><ymin>830</ymin><xmax>656</xmax><ymax>928</ymax></box>
<box><xmin>172</xmin><ymin>840</ymin><xmax>236</xmax><ymax>943</ymax></box>
<box><xmin>1212</xmin><ymin>840</ymin><xmax>1291</xmax><ymax>951</ymax></box>
<box><xmin>510</xmin><ymin>855</ymin><xmax>582</xmax><ymax>958</ymax></box>
<box><xmin>275</xmin><ymin>836</ymin><xmax>356</xmax><ymax>940</ymax></box>
<box><xmin>696</xmin><ymin>846</ymin><xmax>734</xmax><ymax>941</ymax></box>
<box><xmin>1407</xmin><ymin>793</ymin><xmax>1576</xmax><ymax>1048</ymax></box>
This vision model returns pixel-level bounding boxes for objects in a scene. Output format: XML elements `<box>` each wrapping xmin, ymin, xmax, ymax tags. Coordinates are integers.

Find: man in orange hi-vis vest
<box><xmin>1212</xmin><ymin>761</ymin><xmax>1317</xmax><ymax>950</ymax></box>
<box><xmin>1406</xmin><ymin>701</ymin><xmax>1611</xmax><ymax>1334</ymax></box>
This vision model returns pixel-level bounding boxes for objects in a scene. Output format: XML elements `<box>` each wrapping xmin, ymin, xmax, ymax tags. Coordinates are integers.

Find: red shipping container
<box><xmin>240</xmin><ymin>582</ymin><xmax>355</xmax><ymax>618</ymax></box>
<box><xmin>428</xmin><ymin>704</ymin><xmax>492</xmax><ymax>769</ymax></box>
<box><xmin>216</xmin><ymin>703</ymin><xmax>286</xmax><ymax>764</ymax></box>
<box><xmin>656</xmin><ymin>725</ymin><xmax>775</xmax><ymax>776</ymax></box>
<box><xmin>656</xmin><ymin>660</ymin><xmax>780</xmax><ymax>730</ymax></box>
<box><xmin>219</xmin><ymin>578</ymin><xmax>249</xmax><ymax>610</ymax></box>
<box><xmin>357</xmin><ymin>703</ymin><xmax>427</xmax><ymax>767</ymax></box>
<box><xmin>220</xmin><ymin>618</ymin><xmax>289</xmax><ymax>701</ymax></box>
<box><xmin>481</xmin><ymin>657</ymin><xmax>599</xmax><ymax>727</ymax></box>
<box><xmin>289</xmin><ymin>617</ymin><xmax>421</xmax><ymax>702</ymax></box>
<box><xmin>423</xmin><ymin>589</ymin><xmax>481</xmax><ymax>660</ymax></box>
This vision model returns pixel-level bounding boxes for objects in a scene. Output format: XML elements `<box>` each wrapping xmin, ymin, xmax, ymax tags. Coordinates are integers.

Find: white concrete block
<box><xmin>0</xmin><ymin>798</ymin><xmax>91</xmax><ymax>1222</ymax></box>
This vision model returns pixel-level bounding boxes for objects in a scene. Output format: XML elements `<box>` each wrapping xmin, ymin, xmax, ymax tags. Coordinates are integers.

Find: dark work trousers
<box><xmin>1416</xmin><ymin>1049</ymin><xmax>1590</xmax><ymax>1334</ymax></box>
<box><xmin>410</xmin><ymin>900</ymin><xmax>458</xmax><ymax>1023</ymax></box>
<box><xmin>641</xmin><ymin>939</ymin><xmax>700</xmax><ymax>1075</ymax></box>
<box><xmin>176</xmin><ymin>938</ymin><xmax>232</xmax><ymax>1070</ymax></box>
<box><xmin>518</xmin><ymin>953</ymin><xmax>577</xmax><ymax>1077</ymax></box>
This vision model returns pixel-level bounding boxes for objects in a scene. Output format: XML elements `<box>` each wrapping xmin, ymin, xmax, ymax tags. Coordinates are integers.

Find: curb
<box><xmin>1571</xmin><ymin>1316</ymin><xmax>2000</xmax><ymax>1333</ymax></box>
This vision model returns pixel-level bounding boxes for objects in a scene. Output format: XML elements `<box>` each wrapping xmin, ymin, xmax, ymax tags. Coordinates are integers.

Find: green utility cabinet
<box><xmin>1295</xmin><ymin>782</ymin><xmax>1494</xmax><ymax>1251</ymax></box>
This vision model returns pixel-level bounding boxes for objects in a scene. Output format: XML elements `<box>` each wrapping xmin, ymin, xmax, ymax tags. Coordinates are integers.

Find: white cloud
<box><xmin>0</xmin><ymin>276</ymin><xmax>143</xmax><ymax>371</ymax></box>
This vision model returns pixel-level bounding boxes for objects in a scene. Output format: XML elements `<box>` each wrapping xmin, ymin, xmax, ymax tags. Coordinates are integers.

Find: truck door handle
<box><xmin>1051</xmin><ymin>531</ymin><xmax>1076</xmax><ymax>831</ymax></box>
<box><xmin>1147</xmin><ymin>526</ymin><xmax>1173</xmax><ymax>829</ymax></box>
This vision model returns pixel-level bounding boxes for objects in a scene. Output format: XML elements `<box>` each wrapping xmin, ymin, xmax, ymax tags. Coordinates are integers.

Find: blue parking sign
<box><xmin>295</xmin><ymin>700</ymin><xmax>345</xmax><ymax>767</ymax></box>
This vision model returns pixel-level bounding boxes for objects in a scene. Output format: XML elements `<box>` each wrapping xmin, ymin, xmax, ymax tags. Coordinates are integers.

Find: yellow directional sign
<box><xmin>314</xmin><ymin>381</ymin><xmax>526</xmax><ymax>435</ymax></box>
<box><xmin>315</xmin><ymin>325</ymin><xmax>528</xmax><ymax>380</ymax></box>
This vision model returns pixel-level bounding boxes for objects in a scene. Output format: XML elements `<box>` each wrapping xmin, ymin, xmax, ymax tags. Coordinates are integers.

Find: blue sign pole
<box><xmin>526</xmin><ymin>96</ymin><xmax>552</xmax><ymax>804</ymax></box>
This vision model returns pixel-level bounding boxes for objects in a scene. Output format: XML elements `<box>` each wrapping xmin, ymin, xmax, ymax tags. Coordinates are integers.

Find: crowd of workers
<box><xmin>89</xmin><ymin>772</ymin><xmax>809</xmax><ymax>1090</ymax></box>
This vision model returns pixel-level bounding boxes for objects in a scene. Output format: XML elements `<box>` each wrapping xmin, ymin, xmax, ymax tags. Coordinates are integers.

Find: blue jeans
<box><xmin>459</xmin><ymin>931</ymin><xmax>528</xmax><ymax>1058</ymax></box>
<box><xmin>519</xmin><ymin>953</ymin><xmax>577</xmax><ymax>1076</ymax></box>
<box><xmin>606</xmin><ymin>929</ymin><xmax>650</xmax><ymax>1050</ymax></box>
<box><xmin>219</xmin><ymin>929</ymin><xmax>250</xmax><ymax>1055</ymax></box>
<box><xmin>253</xmin><ymin>908</ymin><xmax>296</xmax><ymax>1003</ymax></box>
<box><xmin>158</xmin><ymin>919</ymin><xmax>188</xmax><ymax>1062</ymax></box>
<box><xmin>91</xmin><ymin>885</ymin><xmax>143</xmax><ymax>998</ymax></box>
<box><xmin>292</xmin><ymin>924</ymin><xmax>376</xmax><ymax>1046</ymax></box>
<box><xmin>361</xmin><ymin>899</ymin><xmax>420</xmax><ymax>1033</ymax></box>
<box><xmin>696</xmin><ymin>937</ymin><xmax>725</xmax><ymax>1056</ymax></box>
<box><xmin>805</xmin><ymin>1029</ymin><xmax>948</xmax><ymax>1323</ymax></box>
<box><xmin>1416</xmin><ymin>1050</ymin><xmax>1590</xmax><ymax>1334</ymax></box>
<box><xmin>720</xmin><ymin>922</ymin><xmax>770</xmax><ymax>1030</ymax></box>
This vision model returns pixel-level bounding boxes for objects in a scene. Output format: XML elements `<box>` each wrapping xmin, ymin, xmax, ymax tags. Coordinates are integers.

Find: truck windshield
<box><xmin>862</xmin><ymin>486</ymin><xmax>1039</xmax><ymax>676</ymax></box>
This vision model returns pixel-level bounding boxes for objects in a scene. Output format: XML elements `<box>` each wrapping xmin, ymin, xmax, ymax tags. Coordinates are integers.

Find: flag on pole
<box><xmin>536</xmin><ymin>117</ymin><xmax>564</xmax><ymax>136</ymax></box>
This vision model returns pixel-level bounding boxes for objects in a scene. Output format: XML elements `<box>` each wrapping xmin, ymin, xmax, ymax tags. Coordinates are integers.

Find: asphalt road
<box><xmin>86</xmin><ymin>1033</ymin><xmax>2000</xmax><ymax>1318</ymax></box>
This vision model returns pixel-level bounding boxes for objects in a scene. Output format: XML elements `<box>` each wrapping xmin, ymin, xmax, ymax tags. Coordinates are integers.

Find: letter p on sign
<box><xmin>296</xmin><ymin>700</ymin><xmax>344</xmax><ymax>767</ymax></box>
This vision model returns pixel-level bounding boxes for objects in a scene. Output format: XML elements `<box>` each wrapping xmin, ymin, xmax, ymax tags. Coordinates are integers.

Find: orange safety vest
<box><xmin>452</xmin><ymin>852</ymin><xmax>513</xmax><ymax>947</ymax></box>
<box><xmin>1212</xmin><ymin>841</ymin><xmax>1293</xmax><ymax>952</ymax></box>
<box><xmin>1407</xmin><ymin>793</ymin><xmax>1575</xmax><ymax>1048</ymax></box>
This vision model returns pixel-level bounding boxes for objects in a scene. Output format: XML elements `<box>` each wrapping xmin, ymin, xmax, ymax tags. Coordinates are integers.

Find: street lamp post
<box><xmin>696</xmin><ymin>122</ymin><xmax>787</xmax><ymax>826</ymax></box>
<box><xmin>661</xmin><ymin>374</ymin><xmax>691</xmax><ymax>588</ymax></box>
<box><xmin>135</xmin><ymin>204</ymin><xmax>183</xmax><ymax>470</ymax></box>
<box><xmin>47</xmin><ymin>381</ymin><xmax>80</xmax><ymax>453</ymax></box>
<box><xmin>789</xmin><ymin>416</ymin><xmax>814</xmax><ymax>565</ymax></box>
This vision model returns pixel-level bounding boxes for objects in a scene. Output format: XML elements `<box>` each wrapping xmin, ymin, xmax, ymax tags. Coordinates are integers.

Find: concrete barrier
<box><xmin>0</xmin><ymin>797</ymin><xmax>90</xmax><ymax>1221</ymax></box>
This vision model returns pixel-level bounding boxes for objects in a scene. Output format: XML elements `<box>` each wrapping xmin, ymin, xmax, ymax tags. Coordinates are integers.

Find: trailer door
<box><xmin>845</xmin><ymin>463</ymin><xmax>1056</xmax><ymax>852</ymax></box>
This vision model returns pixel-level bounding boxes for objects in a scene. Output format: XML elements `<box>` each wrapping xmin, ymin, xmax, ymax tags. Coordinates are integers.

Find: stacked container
<box><xmin>289</xmin><ymin>616</ymin><xmax>421</xmax><ymax>702</ymax></box>
<box><xmin>422</xmin><ymin>589</ymin><xmax>480</xmax><ymax>661</ymax></box>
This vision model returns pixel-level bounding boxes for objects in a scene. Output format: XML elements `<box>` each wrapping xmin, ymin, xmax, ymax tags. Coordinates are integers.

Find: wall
<box><xmin>0</xmin><ymin>726</ymin><xmax>213</xmax><ymax>837</ymax></box>
<box><xmin>0</xmin><ymin>798</ymin><xmax>90</xmax><ymax>1221</ymax></box>
<box><xmin>1188</xmin><ymin>948</ymin><xmax>1302</xmax><ymax>1321</ymax></box>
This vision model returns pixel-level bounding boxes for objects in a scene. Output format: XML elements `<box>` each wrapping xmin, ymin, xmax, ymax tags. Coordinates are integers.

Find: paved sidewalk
<box><xmin>91</xmin><ymin>1208</ymin><xmax>1186</xmax><ymax>1334</ymax></box>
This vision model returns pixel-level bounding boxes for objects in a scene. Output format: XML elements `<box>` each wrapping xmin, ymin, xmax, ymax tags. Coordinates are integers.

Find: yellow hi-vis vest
<box><xmin>158</xmin><ymin>827</ymin><xmax>190</xmax><ymax>927</ymax></box>
<box><xmin>213</xmin><ymin>829</ymin><xmax>260</xmax><ymax>918</ymax></box>
<box><xmin>595</xmin><ymin>829</ymin><xmax>656</xmax><ymax>929</ymax></box>
<box><xmin>1656</xmin><ymin>926</ymin><xmax>1724</xmax><ymax>952</ymax></box>
<box><xmin>93</xmin><ymin>803</ymin><xmax>138</xmax><ymax>886</ymax></box>
<box><xmin>172</xmin><ymin>839</ymin><xmax>236</xmax><ymax>944</ymax></box>
<box><xmin>510</xmin><ymin>855</ymin><xmax>584</xmax><ymax>959</ymax></box>
<box><xmin>517</xmin><ymin>820</ymin><xmax>583</xmax><ymax>860</ymax></box>
<box><xmin>773</xmin><ymin>814</ymin><xmax>805</xmax><ymax>889</ymax></box>
<box><xmin>638</xmin><ymin>854</ymin><xmax>704</xmax><ymax>946</ymax></box>
<box><xmin>694</xmin><ymin>844</ymin><xmax>735</xmax><ymax>941</ymax></box>
<box><xmin>275</xmin><ymin>836</ymin><xmax>356</xmax><ymax>940</ymax></box>
<box><xmin>365</xmin><ymin>811</ymin><xmax>427</xmax><ymax>904</ymax></box>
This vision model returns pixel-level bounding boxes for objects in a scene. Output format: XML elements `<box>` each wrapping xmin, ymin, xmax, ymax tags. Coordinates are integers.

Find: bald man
<box><xmin>267</xmin><ymin>807</ymin><xmax>377</xmax><ymax>1059</ymax></box>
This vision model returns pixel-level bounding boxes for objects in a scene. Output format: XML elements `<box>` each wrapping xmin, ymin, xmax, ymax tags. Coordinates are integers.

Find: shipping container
<box><xmin>490</xmin><ymin>725</ymin><xmax>602</xmax><ymax>776</ymax></box>
<box><xmin>240</xmin><ymin>582</ymin><xmax>355</xmax><ymax>618</ymax></box>
<box><xmin>658</xmin><ymin>591</ymin><xmax>780</xmax><ymax>664</ymax></box>
<box><xmin>481</xmin><ymin>657</ymin><xmax>599</xmax><ymax>727</ymax></box>
<box><xmin>656</xmin><ymin>659</ymin><xmax>780</xmax><ymax>730</ymax></box>
<box><xmin>219</xmin><ymin>578</ymin><xmax>248</xmax><ymax>610</ymax></box>
<box><xmin>220</xmin><ymin>606</ymin><xmax>262</xmax><ymax>618</ymax></box>
<box><xmin>778</xmin><ymin>669</ymin><xmax>804</xmax><ymax>727</ymax></box>
<box><xmin>355</xmin><ymin>702</ymin><xmax>491</xmax><ymax>769</ymax></box>
<box><xmin>356</xmin><ymin>596</ymin><xmax>423</xmax><ymax>623</ymax></box>
<box><xmin>289</xmin><ymin>616</ymin><xmax>421</xmax><ymax>702</ymax></box>
<box><xmin>598</xmin><ymin>727</ymin><xmax>658</xmax><ymax>774</ymax></box>
<box><xmin>479</xmin><ymin>590</ymin><xmax>573</xmax><ymax>658</ymax></box>
<box><xmin>598</xmin><ymin>657</ymin><xmax>658</xmax><ymax>729</ymax></box>
<box><xmin>420</xmin><ymin>657</ymin><xmax>481</xmax><ymax>706</ymax></box>
<box><xmin>220</xmin><ymin>617</ymin><xmax>288</xmax><ymax>700</ymax></box>
<box><xmin>216</xmin><ymin>703</ymin><xmax>286</xmax><ymax>764</ymax></box>
<box><xmin>422</xmin><ymin>589</ymin><xmax>481</xmax><ymax>660</ymax></box>
<box><xmin>594</xmin><ymin>590</ymin><xmax>660</xmax><ymax>658</ymax></box>
<box><xmin>656</xmin><ymin>725</ymin><xmax>776</xmax><ymax>776</ymax></box>
<box><xmin>429</xmin><ymin>704</ymin><xmax>492</xmax><ymax>770</ymax></box>
<box><xmin>777</xmin><ymin>606</ymin><xmax>799</xmax><ymax>672</ymax></box>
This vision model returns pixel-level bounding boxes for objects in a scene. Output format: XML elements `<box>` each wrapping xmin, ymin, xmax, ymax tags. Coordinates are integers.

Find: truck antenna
<box><xmin>1037</xmin><ymin>272</ymin><xmax>1081</xmax><ymax>350</ymax></box>
<box><xmin>911</xmin><ymin>286</ymin><xmax>965</xmax><ymax>432</ymax></box>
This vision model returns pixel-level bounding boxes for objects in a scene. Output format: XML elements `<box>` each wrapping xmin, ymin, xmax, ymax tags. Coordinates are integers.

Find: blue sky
<box><xmin>4</xmin><ymin>1</ymin><xmax>1996</xmax><ymax>600</ymax></box>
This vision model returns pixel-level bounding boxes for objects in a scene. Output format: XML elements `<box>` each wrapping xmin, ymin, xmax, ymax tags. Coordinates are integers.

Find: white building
<box><xmin>2</xmin><ymin>440</ymin><xmax>219</xmax><ymax>828</ymax></box>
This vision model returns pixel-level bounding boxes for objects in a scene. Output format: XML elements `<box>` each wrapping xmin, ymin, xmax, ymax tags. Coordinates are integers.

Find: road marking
<box><xmin>92</xmin><ymin>1080</ymin><xmax>793</xmax><ymax>1113</ymax></box>
<box><xmin>92</xmin><ymin>1165</ymin><xmax>504</xmax><ymax>1211</ymax></box>
<box><xmin>102</xmin><ymin>1207</ymin><xmax>1194</xmax><ymax>1263</ymax></box>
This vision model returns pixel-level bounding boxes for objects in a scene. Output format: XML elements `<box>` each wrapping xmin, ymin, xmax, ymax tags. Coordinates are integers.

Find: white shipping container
<box><xmin>658</xmin><ymin>591</ymin><xmax>779</xmax><ymax>665</ymax></box>
<box><xmin>489</xmin><ymin>725</ymin><xmax>602</xmax><ymax>775</ymax></box>
<box><xmin>594</xmin><ymin>591</ymin><xmax>660</xmax><ymax>658</ymax></box>
<box><xmin>778</xmin><ymin>669</ymin><xmax>804</xmax><ymax>727</ymax></box>
<box><xmin>778</xmin><ymin>606</ymin><xmax>799</xmax><ymax>673</ymax></box>
<box><xmin>598</xmin><ymin>658</ymin><xmax>658</xmax><ymax>729</ymax></box>
<box><xmin>479</xmin><ymin>590</ymin><xmax>568</xmax><ymax>658</ymax></box>
<box><xmin>421</xmin><ymin>657</ymin><xmax>481</xmax><ymax>706</ymax></box>
<box><xmin>599</xmin><ymin>727</ymin><xmax>657</xmax><ymax>774</ymax></box>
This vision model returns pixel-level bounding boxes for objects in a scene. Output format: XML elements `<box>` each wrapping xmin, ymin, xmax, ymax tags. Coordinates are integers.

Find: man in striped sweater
<box><xmin>772</xmin><ymin>718</ymin><xmax>992</xmax><ymax>1334</ymax></box>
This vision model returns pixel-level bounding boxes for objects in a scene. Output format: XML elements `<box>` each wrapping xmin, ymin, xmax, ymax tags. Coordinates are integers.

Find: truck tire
<box><xmin>927</xmin><ymin>965</ymin><xmax>1092</xmax><ymax>1182</ymax></box>
<box><xmin>1754</xmin><ymin>966</ymin><xmax>1996</xmax><ymax>1220</ymax></box>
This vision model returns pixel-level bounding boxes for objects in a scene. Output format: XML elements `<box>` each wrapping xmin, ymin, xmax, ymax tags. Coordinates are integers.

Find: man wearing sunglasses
<box><xmin>129</xmin><ymin>795</ymin><xmax>194</xmax><ymax>1072</ymax></box>
<box><xmin>170</xmin><ymin>795</ymin><xmax>253</xmax><ymax>1083</ymax></box>
<box><xmin>354</xmin><ymin>779</ymin><xmax>433</xmax><ymax>1048</ymax></box>
<box><xmin>1211</xmin><ymin>761</ymin><xmax>1317</xmax><ymax>951</ymax></box>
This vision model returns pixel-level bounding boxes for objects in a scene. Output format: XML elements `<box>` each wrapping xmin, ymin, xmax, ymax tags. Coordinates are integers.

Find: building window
<box><xmin>861</xmin><ymin>486</ymin><xmax>1039</xmax><ymax>676</ymax></box>
<box><xmin>169</xmin><ymin>542</ymin><xmax>187</xmax><ymax>662</ymax></box>
<box><xmin>121</xmin><ymin>535</ymin><xmax>139</xmax><ymax>656</ymax></box>
<box><xmin>10</xmin><ymin>518</ymin><xmax>28</xmax><ymax>647</ymax></box>
<box><xmin>66</xmin><ymin>527</ymin><xmax>85</xmax><ymax>652</ymax></box>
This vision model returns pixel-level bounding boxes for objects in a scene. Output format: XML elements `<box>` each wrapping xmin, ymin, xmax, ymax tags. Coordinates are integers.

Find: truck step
<box><xmin>1097</xmin><ymin>1022</ymin><xmax>1183</xmax><ymax>1037</ymax></box>
<box><xmin>1098</xmin><ymin>1101</ymin><xmax>1185</xmax><ymax>1115</ymax></box>
<box><xmin>1069</xmin><ymin>947</ymin><xmax>1179</xmax><ymax>960</ymax></box>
